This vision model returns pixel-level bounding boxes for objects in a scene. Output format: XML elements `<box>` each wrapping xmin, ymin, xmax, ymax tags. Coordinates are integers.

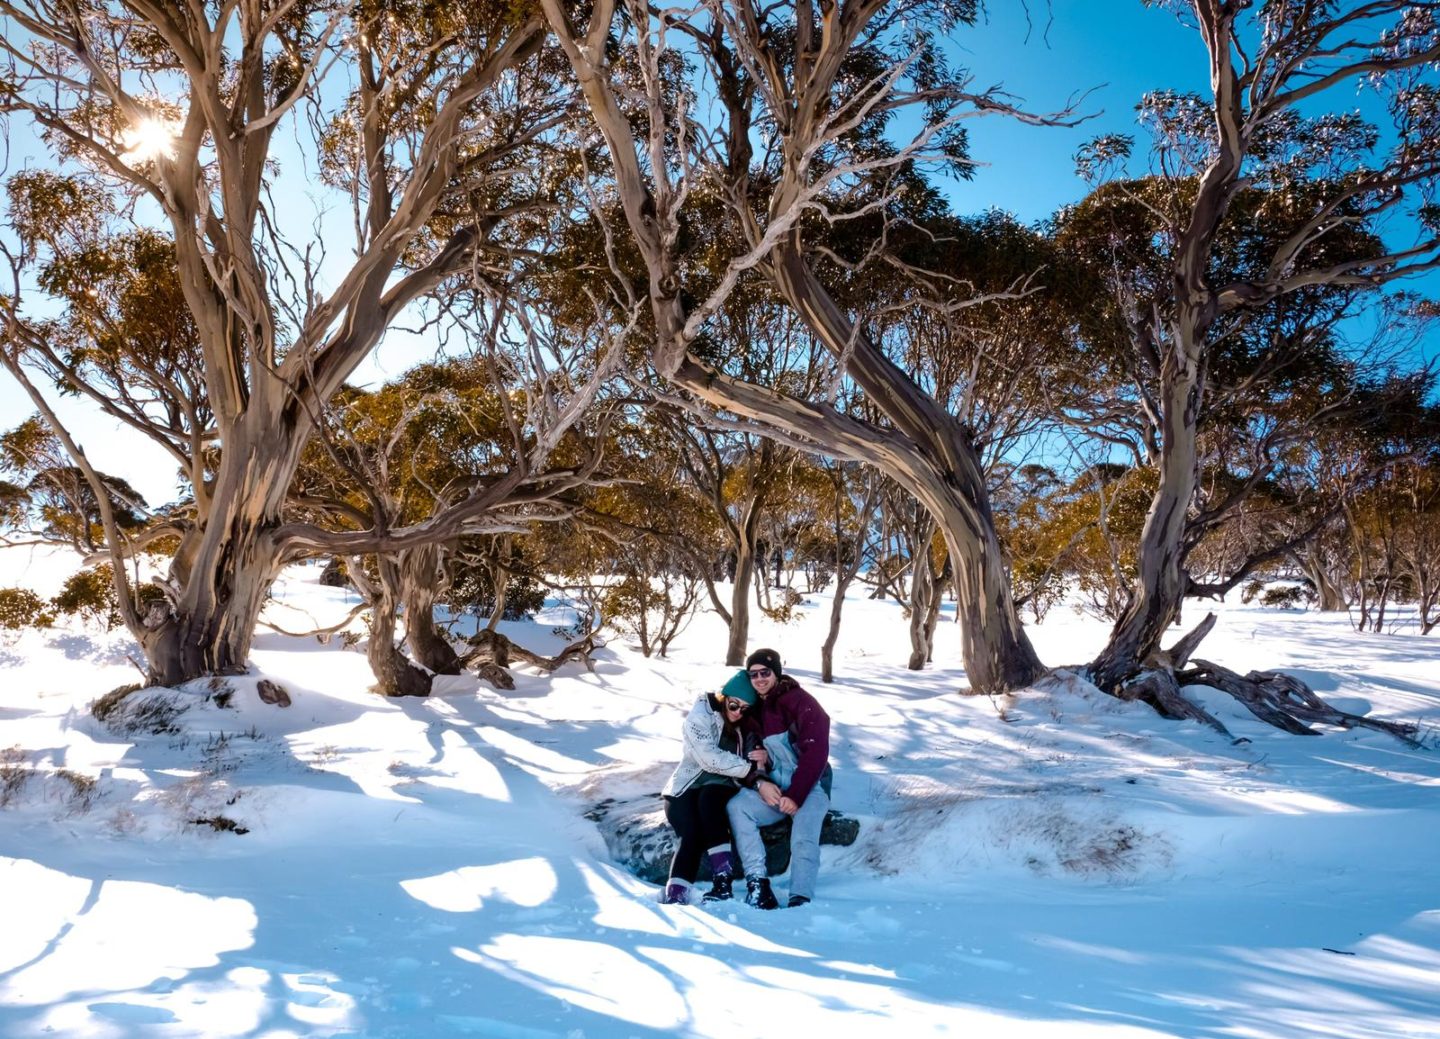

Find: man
<box><xmin>726</xmin><ymin>647</ymin><xmax>832</xmax><ymax>909</ymax></box>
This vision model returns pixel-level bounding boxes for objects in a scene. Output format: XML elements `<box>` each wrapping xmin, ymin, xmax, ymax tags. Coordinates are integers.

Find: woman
<box><xmin>659</xmin><ymin>669</ymin><xmax>763</xmax><ymax>904</ymax></box>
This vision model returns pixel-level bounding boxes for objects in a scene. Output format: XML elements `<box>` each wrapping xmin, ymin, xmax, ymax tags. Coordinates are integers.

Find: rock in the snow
<box><xmin>585</xmin><ymin>792</ymin><xmax>860</xmax><ymax>885</ymax></box>
<box><xmin>257</xmin><ymin>679</ymin><xmax>292</xmax><ymax>707</ymax></box>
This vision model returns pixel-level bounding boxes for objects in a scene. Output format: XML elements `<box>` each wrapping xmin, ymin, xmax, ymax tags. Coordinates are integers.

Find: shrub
<box><xmin>91</xmin><ymin>683</ymin><xmax>143</xmax><ymax>723</ymax></box>
<box><xmin>452</xmin><ymin>571</ymin><xmax>547</xmax><ymax>621</ymax></box>
<box><xmin>135</xmin><ymin>582</ymin><xmax>169</xmax><ymax>614</ymax></box>
<box><xmin>56</xmin><ymin>769</ymin><xmax>98</xmax><ymax>812</ymax></box>
<box><xmin>46</xmin><ymin>567</ymin><xmax>168</xmax><ymax>629</ymax></box>
<box><xmin>1260</xmin><ymin>585</ymin><xmax>1309</xmax><ymax>609</ymax></box>
<box><xmin>0</xmin><ymin>746</ymin><xmax>31</xmax><ymax>807</ymax></box>
<box><xmin>600</xmin><ymin>573</ymin><xmax>700</xmax><ymax>657</ymax></box>
<box><xmin>93</xmin><ymin>688</ymin><xmax>186</xmax><ymax>736</ymax></box>
<box><xmin>0</xmin><ymin>587</ymin><xmax>53</xmax><ymax>630</ymax></box>
<box><xmin>761</xmin><ymin>587</ymin><xmax>805</xmax><ymax>624</ymax></box>
<box><xmin>51</xmin><ymin>565</ymin><xmax>121</xmax><ymax>627</ymax></box>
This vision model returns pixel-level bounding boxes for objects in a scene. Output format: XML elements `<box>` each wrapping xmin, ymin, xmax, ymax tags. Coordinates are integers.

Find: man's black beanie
<box><xmin>746</xmin><ymin>647</ymin><xmax>783</xmax><ymax>678</ymax></box>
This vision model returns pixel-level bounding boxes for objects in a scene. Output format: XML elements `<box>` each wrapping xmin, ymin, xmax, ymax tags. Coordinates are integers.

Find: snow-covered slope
<box><xmin>2</xmin><ymin>546</ymin><xmax>1437</xmax><ymax>1038</ymax></box>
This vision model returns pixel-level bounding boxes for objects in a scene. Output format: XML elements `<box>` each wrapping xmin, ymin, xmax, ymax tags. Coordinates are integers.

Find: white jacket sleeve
<box><xmin>680</xmin><ymin>700</ymin><xmax>752</xmax><ymax>779</ymax></box>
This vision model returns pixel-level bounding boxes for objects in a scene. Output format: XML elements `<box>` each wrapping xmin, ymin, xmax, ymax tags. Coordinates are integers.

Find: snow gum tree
<box><xmin>0</xmin><ymin>0</ymin><xmax>558</xmax><ymax>685</ymax></box>
<box><xmin>0</xmin><ymin>414</ymin><xmax>149</xmax><ymax>552</ymax></box>
<box><xmin>671</xmin><ymin>419</ymin><xmax>792</xmax><ymax>667</ymax></box>
<box><xmin>292</xmin><ymin>355</ymin><xmax>609</xmax><ymax>696</ymax></box>
<box><xmin>540</xmin><ymin>0</ymin><xmax>1079</xmax><ymax>693</ymax></box>
<box><xmin>1068</xmin><ymin>0</ymin><xmax>1440</xmax><ymax>739</ymax></box>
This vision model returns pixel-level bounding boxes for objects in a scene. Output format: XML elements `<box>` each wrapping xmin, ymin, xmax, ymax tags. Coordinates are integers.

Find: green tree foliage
<box><xmin>0</xmin><ymin>588</ymin><xmax>52</xmax><ymax>630</ymax></box>
<box><xmin>1342</xmin><ymin>448</ymin><xmax>1440</xmax><ymax>634</ymax></box>
<box><xmin>1078</xmin><ymin>1</ymin><xmax>1437</xmax><ymax>687</ymax></box>
<box><xmin>533</xmin><ymin>415</ymin><xmax>719</xmax><ymax>658</ymax></box>
<box><xmin>0</xmin><ymin>417</ymin><xmax>149</xmax><ymax>551</ymax></box>
<box><xmin>445</xmin><ymin>536</ymin><xmax>548</xmax><ymax>623</ymax></box>
<box><xmin>46</xmin><ymin>564</ymin><xmax>166</xmax><ymax>629</ymax></box>
<box><xmin>49</xmin><ymin>566</ymin><xmax>122</xmax><ymax>628</ymax></box>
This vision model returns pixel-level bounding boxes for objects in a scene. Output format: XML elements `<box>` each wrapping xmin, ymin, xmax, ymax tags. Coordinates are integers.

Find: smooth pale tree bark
<box><xmin>1081</xmin><ymin>1</ymin><xmax>1438</xmax><ymax>741</ymax></box>
<box><xmin>1091</xmin><ymin>360</ymin><xmax>1204</xmax><ymax>691</ymax></box>
<box><xmin>820</xmin><ymin>467</ymin><xmax>879</xmax><ymax>683</ymax></box>
<box><xmin>722</xmin><ymin>443</ymin><xmax>781</xmax><ymax>668</ymax></box>
<box><xmin>0</xmin><ymin>2</ymin><xmax>548</xmax><ymax>685</ymax></box>
<box><xmin>726</xmin><ymin>497</ymin><xmax>763</xmax><ymax>667</ymax></box>
<box><xmin>539</xmin><ymin>0</ymin><xmax>1045</xmax><ymax>693</ymax></box>
<box><xmin>907</xmin><ymin>556</ymin><xmax>935</xmax><ymax>671</ymax></box>
<box><xmin>775</xmin><ymin>249</ymin><xmax>1041</xmax><ymax>691</ymax></box>
<box><xmin>924</xmin><ymin>557</ymin><xmax>950</xmax><ymax>663</ymax></box>
<box><xmin>906</xmin><ymin>511</ymin><xmax>938</xmax><ymax>671</ymax></box>
<box><xmin>351</xmin><ymin>556</ymin><xmax>433</xmax><ymax>698</ymax></box>
<box><xmin>401</xmin><ymin>543</ymin><xmax>463</xmax><ymax>677</ymax></box>
<box><xmin>1305</xmin><ymin>557</ymin><xmax>1348</xmax><ymax>613</ymax></box>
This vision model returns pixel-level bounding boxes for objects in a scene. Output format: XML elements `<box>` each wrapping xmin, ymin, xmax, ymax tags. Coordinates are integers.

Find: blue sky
<box><xmin>943</xmin><ymin>1</ymin><xmax>1437</xmax><ymax>390</ymax></box>
<box><xmin>944</xmin><ymin>1</ymin><xmax>1207</xmax><ymax>220</ymax></box>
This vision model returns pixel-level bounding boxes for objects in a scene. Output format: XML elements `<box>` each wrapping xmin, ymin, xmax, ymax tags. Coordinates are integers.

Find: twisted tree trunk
<box><xmin>543</xmin><ymin>0</ymin><xmax>1042</xmax><ymax>694</ymax></box>
<box><xmin>725</xmin><ymin>490</ymin><xmax>765</xmax><ymax>666</ymax></box>
<box><xmin>360</xmin><ymin>556</ymin><xmax>433</xmax><ymax>698</ymax></box>
<box><xmin>401</xmin><ymin>544</ymin><xmax>462</xmax><ymax>676</ymax></box>
<box><xmin>924</xmin><ymin>556</ymin><xmax>949</xmax><ymax>664</ymax></box>
<box><xmin>137</xmin><ymin>415</ymin><xmax>307</xmax><ymax>685</ymax></box>
<box><xmin>1077</xmin><ymin>0</ymin><xmax>1440</xmax><ymax>742</ymax></box>
<box><xmin>770</xmin><ymin>247</ymin><xmax>1043</xmax><ymax>694</ymax></box>
<box><xmin>1090</xmin><ymin>356</ymin><xmax>1202</xmax><ymax>692</ymax></box>
<box><xmin>907</xmin><ymin>514</ymin><xmax>937</xmax><ymax>671</ymax></box>
<box><xmin>1294</xmin><ymin>545</ymin><xmax>1347</xmax><ymax>612</ymax></box>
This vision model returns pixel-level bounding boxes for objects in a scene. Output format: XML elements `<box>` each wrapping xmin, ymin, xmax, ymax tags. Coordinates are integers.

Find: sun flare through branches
<box><xmin>120</xmin><ymin>116</ymin><xmax>179</xmax><ymax>164</ymax></box>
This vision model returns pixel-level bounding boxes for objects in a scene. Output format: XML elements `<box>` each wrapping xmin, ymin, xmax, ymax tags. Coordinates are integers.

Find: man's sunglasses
<box><xmin>747</xmin><ymin>667</ymin><xmax>773</xmax><ymax>679</ymax></box>
<box><xmin>724</xmin><ymin>699</ymin><xmax>750</xmax><ymax>713</ymax></box>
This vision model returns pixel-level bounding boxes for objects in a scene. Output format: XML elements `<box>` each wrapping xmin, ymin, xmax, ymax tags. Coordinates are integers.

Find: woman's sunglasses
<box><xmin>747</xmin><ymin>667</ymin><xmax>773</xmax><ymax>679</ymax></box>
<box><xmin>724</xmin><ymin>698</ymin><xmax>750</xmax><ymax>713</ymax></box>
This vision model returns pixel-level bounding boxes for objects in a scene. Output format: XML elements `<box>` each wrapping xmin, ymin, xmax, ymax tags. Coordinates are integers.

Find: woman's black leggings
<box><xmin>663</xmin><ymin>783</ymin><xmax>739</xmax><ymax>883</ymax></box>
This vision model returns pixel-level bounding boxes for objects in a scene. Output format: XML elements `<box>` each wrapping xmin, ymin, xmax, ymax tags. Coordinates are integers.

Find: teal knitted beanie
<box><xmin>720</xmin><ymin>669</ymin><xmax>758</xmax><ymax>705</ymax></box>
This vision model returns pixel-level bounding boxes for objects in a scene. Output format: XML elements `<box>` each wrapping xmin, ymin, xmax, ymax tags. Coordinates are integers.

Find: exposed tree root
<box><xmin>1115</xmin><ymin>667</ymin><xmax>1235</xmax><ymax>740</ymax></box>
<box><xmin>459</xmin><ymin>629</ymin><xmax>601</xmax><ymax>689</ymax></box>
<box><xmin>381</xmin><ymin>657</ymin><xmax>433</xmax><ymax>698</ymax></box>
<box><xmin>473</xmin><ymin>660</ymin><xmax>515</xmax><ymax>691</ymax></box>
<box><xmin>1180</xmin><ymin>660</ymin><xmax>1422</xmax><ymax>747</ymax></box>
<box><xmin>1101</xmin><ymin>611</ymin><xmax>1421</xmax><ymax>747</ymax></box>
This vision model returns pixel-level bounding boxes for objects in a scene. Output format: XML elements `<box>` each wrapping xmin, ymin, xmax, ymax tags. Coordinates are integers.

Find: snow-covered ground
<box><xmin>1</xmin><ymin>544</ymin><xmax>1438</xmax><ymax>1039</ymax></box>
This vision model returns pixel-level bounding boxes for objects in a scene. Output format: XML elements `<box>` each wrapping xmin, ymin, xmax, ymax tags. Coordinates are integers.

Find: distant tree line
<box><xmin>0</xmin><ymin>1</ymin><xmax>1436</xmax><ymax>740</ymax></box>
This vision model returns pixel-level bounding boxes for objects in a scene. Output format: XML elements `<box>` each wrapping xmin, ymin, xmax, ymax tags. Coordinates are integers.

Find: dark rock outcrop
<box><xmin>585</xmin><ymin>792</ymin><xmax>860</xmax><ymax>884</ymax></box>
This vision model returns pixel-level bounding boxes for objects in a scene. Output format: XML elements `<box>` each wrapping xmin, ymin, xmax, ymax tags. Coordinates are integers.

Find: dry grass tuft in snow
<box><xmin>0</xmin><ymin>750</ymin><xmax>101</xmax><ymax>816</ymax></box>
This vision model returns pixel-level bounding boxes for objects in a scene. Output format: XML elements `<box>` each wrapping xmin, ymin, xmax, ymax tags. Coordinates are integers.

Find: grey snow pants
<box><xmin>726</xmin><ymin>785</ymin><xmax>829</xmax><ymax>900</ymax></box>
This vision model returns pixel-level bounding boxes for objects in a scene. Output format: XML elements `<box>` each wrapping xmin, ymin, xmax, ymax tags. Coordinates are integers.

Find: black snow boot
<box><xmin>786</xmin><ymin>895</ymin><xmax>811</xmax><ymax>909</ymax></box>
<box><xmin>702</xmin><ymin>872</ymin><xmax>734</xmax><ymax>902</ymax></box>
<box><xmin>745</xmin><ymin>876</ymin><xmax>779</xmax><ymax>910</ymax></box>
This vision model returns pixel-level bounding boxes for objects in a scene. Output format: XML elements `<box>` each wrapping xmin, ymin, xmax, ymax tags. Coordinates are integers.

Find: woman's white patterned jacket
<box><xmin>661</xmin><ymin>696</ymin><xmax>755</xmax><ymax>798</ymax></box>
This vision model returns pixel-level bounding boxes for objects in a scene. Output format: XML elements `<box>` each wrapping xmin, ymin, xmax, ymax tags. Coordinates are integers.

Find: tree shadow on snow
<box><xmin>4</xmin><ymin>647</ymin><xmax>1439</xmax><ymax>1039</ymax></box>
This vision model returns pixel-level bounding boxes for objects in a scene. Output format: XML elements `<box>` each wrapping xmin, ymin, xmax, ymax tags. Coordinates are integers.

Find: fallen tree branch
<box><xmin>256</xmin><ymin>602</ymin><xmax>369</xmax><ymax>639</ymax></box>
<box><xmin>1116</xmin><ymin>667</ymin><xmax>1236</xmax><ymax>741</ymax></box>
<box><xmin>459</xmin><ymin>628</ymin><xmax>603</xmax><ymax>675</ymax></box>
<box><xmin>1181</xmin><ymin>660</ymin><xmax>1421</xmax><ymax>748</ymax></box>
